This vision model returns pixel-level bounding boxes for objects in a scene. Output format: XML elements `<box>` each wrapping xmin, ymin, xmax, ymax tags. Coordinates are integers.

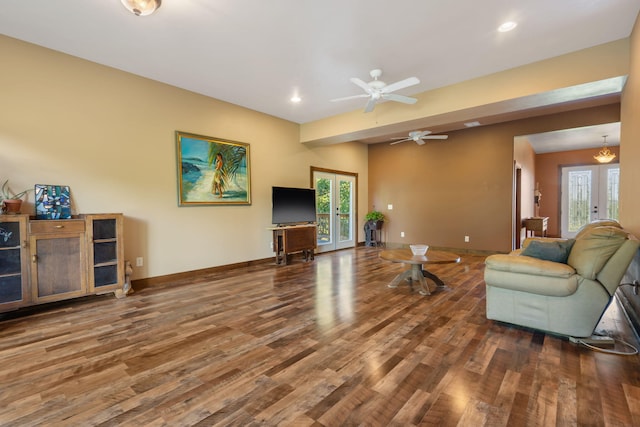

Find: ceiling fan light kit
<box><xmin>331</xmin><ymin>69</ymin><xmax>420</xmax><ymax>113</ymax></box>
<box><xmin>121</xmin><ymin>0</ymin><xmax>161</xmax><ymax>16</ymax></box>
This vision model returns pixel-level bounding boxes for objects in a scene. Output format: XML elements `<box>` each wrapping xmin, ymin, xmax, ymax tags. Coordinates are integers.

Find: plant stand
<box><xmin>364</xmin><ymin>220</ymin><xmax>383</xmax><ymax>247</ymax></box>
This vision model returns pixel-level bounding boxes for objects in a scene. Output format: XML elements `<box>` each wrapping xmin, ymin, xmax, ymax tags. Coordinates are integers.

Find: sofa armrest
<box><xmin>485</xmin><ymin>254</ymin><xmax>575</xmax><ymax>278</ymax></box>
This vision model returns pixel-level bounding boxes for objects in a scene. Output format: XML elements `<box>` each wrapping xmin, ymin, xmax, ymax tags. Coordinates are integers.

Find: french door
<box><xmin>313</xmin><ymin>170</ymin><xmax>356</xmax><ymax>253</ymax></box>
<box><xmin>560</xmin><ymin>164</ymin><xmax>619</xmax><ymax>238</ymax></box>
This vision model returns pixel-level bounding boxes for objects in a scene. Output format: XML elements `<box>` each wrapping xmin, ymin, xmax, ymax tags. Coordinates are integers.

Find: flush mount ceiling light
<box><xmin>594</xmin><ymin>135</ymin><xmax>616</xmax><ymax>163</ymax></box>
<box><xmin>498</xmin><ymin>21</ymin><xmax>517</xmax><ymax>32</ymax></box>
<box><xmin>121</xmin><ymin>0</ymin><xmax>161</xmax><ymax>16</ymax></box>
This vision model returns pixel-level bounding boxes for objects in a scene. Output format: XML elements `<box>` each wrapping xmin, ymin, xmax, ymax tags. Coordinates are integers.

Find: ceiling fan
<box><xmin>331</xmin><ymin>69</ymin><xmax>420</xmax><ymax>113</ymax></box>
<box><xmin>390</xmin><ymin>130</ymin><xmax>449</xmax><ymax>146</ymax></box>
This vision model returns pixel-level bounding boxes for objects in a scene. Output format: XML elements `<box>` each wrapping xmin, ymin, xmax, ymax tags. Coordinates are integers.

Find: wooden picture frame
<box><xmin>176</xmin><ymin>131</ymin><xmax>251</xmax><ymax>206</ymax></box>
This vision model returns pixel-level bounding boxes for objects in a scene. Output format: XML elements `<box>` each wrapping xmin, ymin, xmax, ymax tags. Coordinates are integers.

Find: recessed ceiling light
<box><xmin>498</xmin><ymin>21</ymin><xmax>517</xmax><ymax>32</ymax></box>
<box><xmin>290</xmin><ymin>95</ymin><xmax>301</xmax><ymax>103</ymax></box>
<box><xmin>465</xmin><ymin>121</ymin><xmax>481</xmax><ymax>127</ymax></box>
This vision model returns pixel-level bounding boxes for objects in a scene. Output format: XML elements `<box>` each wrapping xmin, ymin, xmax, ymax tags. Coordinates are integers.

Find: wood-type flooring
<box><xmin>1</xmin><ymin>248</ymin><xmax>639</xmax><ymax>426</ymax></box>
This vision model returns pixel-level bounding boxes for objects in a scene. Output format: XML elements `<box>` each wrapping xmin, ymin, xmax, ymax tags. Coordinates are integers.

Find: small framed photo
<box><xmin>35</xmin><ymin>184</ymin><xmax>72</xmax><ymax>219</ymax></box>
<box><xmin>176</xmin><ymin>131</ymin><xmax>251</xmax><ymax>206</ymax></box>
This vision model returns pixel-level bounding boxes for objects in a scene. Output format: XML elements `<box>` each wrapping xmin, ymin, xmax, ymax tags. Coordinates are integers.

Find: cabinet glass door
<box><xmin>0</xmin><ymin>220</ymin><xmax>25</xmax><ymax>304</ymax></box>
<box><xmin>92</xmin><ymin>219</ymin><xmax>119</xmax><ymax>287</ymax></box>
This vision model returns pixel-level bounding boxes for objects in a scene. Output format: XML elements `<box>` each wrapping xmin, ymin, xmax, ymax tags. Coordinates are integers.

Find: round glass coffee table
<box><xmin>379</xmin><ymin>248</ymin><xmax>460</xmax><ymax>295</ymax></box>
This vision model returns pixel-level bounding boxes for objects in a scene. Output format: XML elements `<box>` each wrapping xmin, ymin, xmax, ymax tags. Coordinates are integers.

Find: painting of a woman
<box><xmin>212</xmin><ymin>152</ymin><xmax>227</xmax><ymax>198</ymax></box>
<box><xmin>176</xmin><ymin>131</ymin><xmax>251</xmax><ymax>205</ymax></box>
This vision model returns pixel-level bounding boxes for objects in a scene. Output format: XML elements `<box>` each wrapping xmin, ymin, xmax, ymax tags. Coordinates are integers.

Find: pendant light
<box><xmin>121</xmin><ymin>0</ymin><xmax>161</xmax><ymax>16</ymax></box>
<box><xmin>593</xmin><ymin>135</ymin><xmax>616</xmax><ymax>164</ymax></box>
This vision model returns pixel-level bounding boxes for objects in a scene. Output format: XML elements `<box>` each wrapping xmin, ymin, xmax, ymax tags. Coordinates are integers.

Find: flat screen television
<box><xmin>272</xmin><ymin>186</ymin><xmax>317</xmax><ymax>226</ymax></box>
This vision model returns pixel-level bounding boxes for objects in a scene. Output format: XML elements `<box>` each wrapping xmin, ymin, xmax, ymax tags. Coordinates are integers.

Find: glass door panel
<box><xmin>561</xmin><ymin>164</ymin><xmax>619</xmax><ymax>238</ymax></box>
<box><xmin>314</xmin><ymin>171</ymin><xmax>356</xmax><ymax>252</ymax></box>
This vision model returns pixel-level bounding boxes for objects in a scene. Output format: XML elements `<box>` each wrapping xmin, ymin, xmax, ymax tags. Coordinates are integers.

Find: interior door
<box><xmin>560</xmin><ymin>164</ymin><xmax>619</xmax><ymax>238</ymax></box>
<box><xmin>313</xmin><ymin>171</ymin><xmax>356</xmax><ymax>253</ymax></box>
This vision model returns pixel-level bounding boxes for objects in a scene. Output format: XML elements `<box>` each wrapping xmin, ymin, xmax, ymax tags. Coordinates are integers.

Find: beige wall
<box><xmin>368</xmin><ymin>104</ymin><xmax>621</xmax><ymax>253</ymax></box>
<box><xmin>620</xmin><ymin>13</ymin><xmax>640</xmax><ymax>237</ymax></box>
<box><xmin>535</xmin><ymin>146</ymin><xmax>621</xmax><ymax>237</ymax></box>
<box><xmin>0</xmin><ymin>35</ymin><xmax>369</xmax><ymax>280</ymax></box>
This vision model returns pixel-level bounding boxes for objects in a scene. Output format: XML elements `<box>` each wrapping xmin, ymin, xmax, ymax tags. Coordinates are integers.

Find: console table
<box><xmin>524</xmin><ymin>217</ymin><xmax>548</xmax><ymax>237</ymax></box>
<box><xmin>270</xmin><ymin>225</ymin><xmax>317</xmax><ymax>265</ymax></box>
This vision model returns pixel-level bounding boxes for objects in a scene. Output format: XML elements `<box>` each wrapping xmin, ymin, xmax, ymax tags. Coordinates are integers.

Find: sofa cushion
<box><xmin>575</xmin><ymin>219</ymin><xmax>621</xmax><ymax>239</ymax></box>
<box><xmin>485</xmin><ymin>254</ymin><xmax>575</xmax><ymax>278</ymax></box>
<box><xmin>484</xmin><ymin>254</ymin><xmax>578</xmax><ymax>296</ymax></box>
<box><xmin>567</xmin><ymin>226</ymin><xmax>628</xmax><ymax>280</ymax></box>
<box><xmin>521</xmin><ymin>239</ymin><xmax>575</xmax><ymax>263</ymax></box>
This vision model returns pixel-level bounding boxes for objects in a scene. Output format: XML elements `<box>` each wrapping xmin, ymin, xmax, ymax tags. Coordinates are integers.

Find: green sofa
<box><xmin>484</xmin><ymin>220</ymin><xmax>639</xmax><ymax>337</ymax></box>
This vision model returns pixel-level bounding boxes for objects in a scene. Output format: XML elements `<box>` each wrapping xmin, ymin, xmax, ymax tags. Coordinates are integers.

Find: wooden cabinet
<box><xmin>271</xmin><ymin>225</ymin><xmax>317</xmax><ymax>265</ymax></box>
<box><xmin>0</xmin><ymin>215</ymin><xmax>29</xmax><ymax>311</ymax></box>
<box><xmin>0</xmin><ymin>213</ymin><xmax>125</xmax><ymax>313</ymax></box>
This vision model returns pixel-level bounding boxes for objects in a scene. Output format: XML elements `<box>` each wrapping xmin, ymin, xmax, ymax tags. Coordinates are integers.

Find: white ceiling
<box><xmin>1</xmin><ymin>0</ymin><xmax>638</xmax><ymax>129</ymax></box>
<box><xmin>519</xmin><ymin>122</ymin><xmax>620</xmax><ymax>154</ymax></box>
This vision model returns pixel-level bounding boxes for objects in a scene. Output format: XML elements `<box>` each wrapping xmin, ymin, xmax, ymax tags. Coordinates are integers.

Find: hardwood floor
<box><xmin>1</xmin><ymin>247</ymin><xmax>639</xmax><ymax>426</ymax></box>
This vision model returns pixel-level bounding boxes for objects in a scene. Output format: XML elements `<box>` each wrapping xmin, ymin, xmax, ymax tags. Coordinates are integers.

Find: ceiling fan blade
<box><xmin>331</xmin><ymin>94</ymin><xmax>369</xmax><ymax>102</ymax></box>
<box><xmin>381</xmin><ymin>76</ymin><xmax>420</xmax><ymax>93</ymax></box>
<box><xmin>350</xmin><ymin>77</ymin><xmax>373</xmax><ymax>94</ymax></box>
<box><xmin>390</xmin><ymin>138</ymin><xmax>410</xmax><ymax>145</ymax></box>
<box><xmin>422</xmin><ymin>135</ymin><xmax>449</xmax><ymax>140</ymax></box>
<box><xmin>382</xmin><ymin>93</ymin><xmax>417</xmax><ymax>104</ymax></box>
<box><xmin>364</xmin><ymin>97</ymin><xmax>377</xmax><ymax>113</ymax></box>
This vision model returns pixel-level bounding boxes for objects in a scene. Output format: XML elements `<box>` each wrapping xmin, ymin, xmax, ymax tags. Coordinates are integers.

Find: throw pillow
<box><xmin>521</xmin><ymin>239</ymin><xmax>576</xmax><ymax>264</ymax></box>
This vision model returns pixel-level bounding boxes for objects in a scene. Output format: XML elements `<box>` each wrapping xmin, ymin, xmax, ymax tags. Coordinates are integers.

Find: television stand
<box><xmin>270</xmin><ymin>224</ymin><xmax>317</xmax><ymax>265</ymax></box>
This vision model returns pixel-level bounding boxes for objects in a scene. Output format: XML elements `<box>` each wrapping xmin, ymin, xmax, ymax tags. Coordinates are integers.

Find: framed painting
<box><xmin>34</xmin><ymin>184</ymin><xmax>72</xmax><ymax>219</ymax></box>
<box><xmin>176</xmin><ymin>131</ymin><xmax>251</xmax><ymax>206</ymax></box>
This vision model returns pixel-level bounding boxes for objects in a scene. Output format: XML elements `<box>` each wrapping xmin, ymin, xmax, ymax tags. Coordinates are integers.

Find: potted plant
<box><xmin>365</xmin><ymin>210</ymin><xmax>385</xmax><ymax>229</ymax></box>
<box><xmin>1</xmin><ymin>179</ymin><xmax>31</xmax><ymax>214</ymax></box>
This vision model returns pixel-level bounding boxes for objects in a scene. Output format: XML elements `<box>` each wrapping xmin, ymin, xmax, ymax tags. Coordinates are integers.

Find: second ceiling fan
<box><xmin>331</xmin><ymin>69</ymin><xmax>420</xmax><ymax>113</ymax></box>
<box><xmin>390</xmin><ymin>130</ymin><xmax>448</xmax><ymax>145</ymax></box>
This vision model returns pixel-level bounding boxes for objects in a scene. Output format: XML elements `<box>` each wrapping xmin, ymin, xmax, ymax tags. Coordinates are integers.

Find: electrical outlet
<box><xmin>387</xmin><ymin>204</ymin><xmax>393</xmax><ymax>210</ymax></box>
<box><xmin>270</xmin><ymin>241</ymin><xmax>273</xmax><ymax>249</ymax></box>
<box><xmin>136</xmin><ymin>257</ymin><xmax>144</xmax><ymax>267</ymax></box>
<box><xmin>401</xmin><ymin>231</ymin><xmax>405</xmax><ymax>238</ymax></box>
<box><xmin>464</xmin><ymin>235</ymin><xmax>470</xmax><ymax>243</ymax></box>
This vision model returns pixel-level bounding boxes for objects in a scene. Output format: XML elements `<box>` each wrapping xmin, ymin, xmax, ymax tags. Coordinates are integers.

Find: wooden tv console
<box><xmin>270</xmin><ymin>224</ymin><xmax>317</xmax><ymax>265</ymax></box>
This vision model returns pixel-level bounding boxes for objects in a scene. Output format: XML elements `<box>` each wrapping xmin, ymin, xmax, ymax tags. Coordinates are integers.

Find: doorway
<box><xmin>312</xmin><ymin>168</ymin><xmax>357</xmax><ymax>253</ymax></box>
<box><xmin>560</xmin><ymin>164</ymin><xmax>620</xmax><ymax>238</ymax></box>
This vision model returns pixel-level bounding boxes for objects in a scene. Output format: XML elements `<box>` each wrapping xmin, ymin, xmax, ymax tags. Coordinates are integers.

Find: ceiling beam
<box><xmin>300</xmin><ymin>39</ymin><xmax>629</xmax><ymax>145</ymax></box>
